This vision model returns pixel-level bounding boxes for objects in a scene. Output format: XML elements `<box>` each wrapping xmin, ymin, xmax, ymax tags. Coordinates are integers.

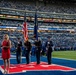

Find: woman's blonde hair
<box><xmin>4</xmin><ymin>34</ymin><xmax>9</xmax><ymax>40</ymax></box>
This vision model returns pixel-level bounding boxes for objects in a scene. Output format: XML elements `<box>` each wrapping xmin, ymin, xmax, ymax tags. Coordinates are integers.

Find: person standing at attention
<box><xmin>34</xmin><ymin>38</ymin><xmax>42</xmax><ymax>64</ymax></box>
<box><xmin>1</xmin><ymin>34</ymin><xmax>11</xmax><ymax>74</ymax></box>
<box><xmin>16</xmin><ymin>38</ymin><xmax>22</xmax><ymax>64</ymax></box>
<box><xmin>24</xmin><ymin>40</ymin><xmax>32</xmax><ymax>64</ymax></box>
<box><xmin>45</xmin><ymin>37</ymin><xmax>53</xmax><ymax>65</ymax></box>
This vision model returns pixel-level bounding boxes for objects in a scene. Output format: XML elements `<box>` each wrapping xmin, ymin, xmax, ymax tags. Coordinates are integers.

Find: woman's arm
<box><xmin>4</xmin><ymin>40</ymin><xmax>12</xmax><ymax>48</ymax></box>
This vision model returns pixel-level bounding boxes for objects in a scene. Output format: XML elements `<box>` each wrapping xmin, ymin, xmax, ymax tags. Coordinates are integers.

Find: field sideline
<box><xmin>0</xmin><ymin>51</ymin><xmax>76</xmax><ymax>75</ymax></box>
<box><xmin>52</xmin><ymin>51</ymin><xmax>76</xmax><ymax>60</ymax></box>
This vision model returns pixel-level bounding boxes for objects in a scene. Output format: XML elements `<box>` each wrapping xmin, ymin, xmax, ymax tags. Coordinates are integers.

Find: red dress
<box><xmin>2</xmin><ymin>40</ymin><xmax>10</xmax><ymax>59</ymax></box>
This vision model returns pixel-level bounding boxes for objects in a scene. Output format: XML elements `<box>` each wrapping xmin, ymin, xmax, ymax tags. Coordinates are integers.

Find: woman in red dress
<box><xmin>1</xmin><ymin>34</ymin><xmax>11</xmax><ymax>74</ymax></box>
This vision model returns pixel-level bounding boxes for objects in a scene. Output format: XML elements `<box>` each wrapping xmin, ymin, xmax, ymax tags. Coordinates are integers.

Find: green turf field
<box><xmin>52</xmin><ymin>51</ymin><xmax>76</xmax><ymax>60</ymax></box>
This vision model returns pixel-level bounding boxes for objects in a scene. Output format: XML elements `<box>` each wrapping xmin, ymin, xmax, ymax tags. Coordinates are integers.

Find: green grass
<box><xmin>52</xmin><ymin>51</ymin><xmax>76</xmax><ymax>60</ymax></box>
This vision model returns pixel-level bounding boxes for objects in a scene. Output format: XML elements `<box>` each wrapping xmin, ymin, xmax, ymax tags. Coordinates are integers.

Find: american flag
<box><xmin>23</xmin><ymin>22</ymin><xmax>28</xmax><ymax>41</ymax></box>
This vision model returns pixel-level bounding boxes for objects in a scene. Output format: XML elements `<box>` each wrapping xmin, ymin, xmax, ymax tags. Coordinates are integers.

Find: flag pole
<box><xmin>34</xmin><ymin>9</ymin><xmax>38</xmax><ymax>40</ymax></box>
<box><xmin>24</xmin><ymin>12</ymin><xmax>26</xmax><ymax>22</ymax></box>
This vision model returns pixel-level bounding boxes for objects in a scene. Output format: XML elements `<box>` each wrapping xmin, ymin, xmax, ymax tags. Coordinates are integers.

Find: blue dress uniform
<box><xmin>34</xmin><ymin>39</ymin><xmax>42</xmax><ymax>64</ymax></box>
<box><xmin>16</xmin><ymin>39</ymin><xmax>22</xmax><ymax>64</ymax></box>
<box><xmin>24</xmin><ymin>40</ymin><xmax>31</xmax><ymax>64</ymax></box>
<box><xmin>45</xmin><ymin>39</ymin><xmax>53</xmax><ymax>64</ymax></box>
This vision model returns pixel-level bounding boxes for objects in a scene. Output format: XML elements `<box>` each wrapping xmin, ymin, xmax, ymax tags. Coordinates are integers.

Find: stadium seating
<box><xmin>0</xmin><ymin>0</ymin><xmax>76</xmax><ymax>52</ymax></box>
<box><xmin>0</xmin><ymin>21</ymin><xmax>76</xmax><ymax>51</ymax></box>
<box><xmin>0</xmin><ymin>0</ymin><xmax>76</xmax><ymax>14</ymax></box>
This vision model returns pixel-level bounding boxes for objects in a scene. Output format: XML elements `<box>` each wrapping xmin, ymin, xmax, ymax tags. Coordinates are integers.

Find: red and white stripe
<box><xmin>23</xmin><ymin>22</ymin><xmax>28</xmax><ymax>41</ymax></box>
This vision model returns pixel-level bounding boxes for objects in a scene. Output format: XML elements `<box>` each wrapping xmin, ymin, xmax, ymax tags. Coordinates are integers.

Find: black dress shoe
<box><xmin>48</xmin><ymin>63</ymin><xmax>51</xmax><ymax>65</ymax></box>
<box><xmin>37</xmin><ymin>63</ymin><xmax>40</xmax><ymax>65</ymax></box>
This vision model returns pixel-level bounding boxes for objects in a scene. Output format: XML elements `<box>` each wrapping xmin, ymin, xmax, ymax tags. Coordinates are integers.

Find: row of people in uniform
<box><xmin>16</xmin><ymin>37</ymin><xmax>53</xmax><ymax>65</ymax></box>
<box><xmin>1</xmin><ymin>34</ymin><xmax>53</xmax><ymax>74</ymax></box>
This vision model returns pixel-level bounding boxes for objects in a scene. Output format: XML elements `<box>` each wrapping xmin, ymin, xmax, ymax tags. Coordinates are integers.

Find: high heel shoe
<box><xmin>4</xmin><ymin>70</ymin><xmax>7</xmax><ymax>74</ymax></box>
